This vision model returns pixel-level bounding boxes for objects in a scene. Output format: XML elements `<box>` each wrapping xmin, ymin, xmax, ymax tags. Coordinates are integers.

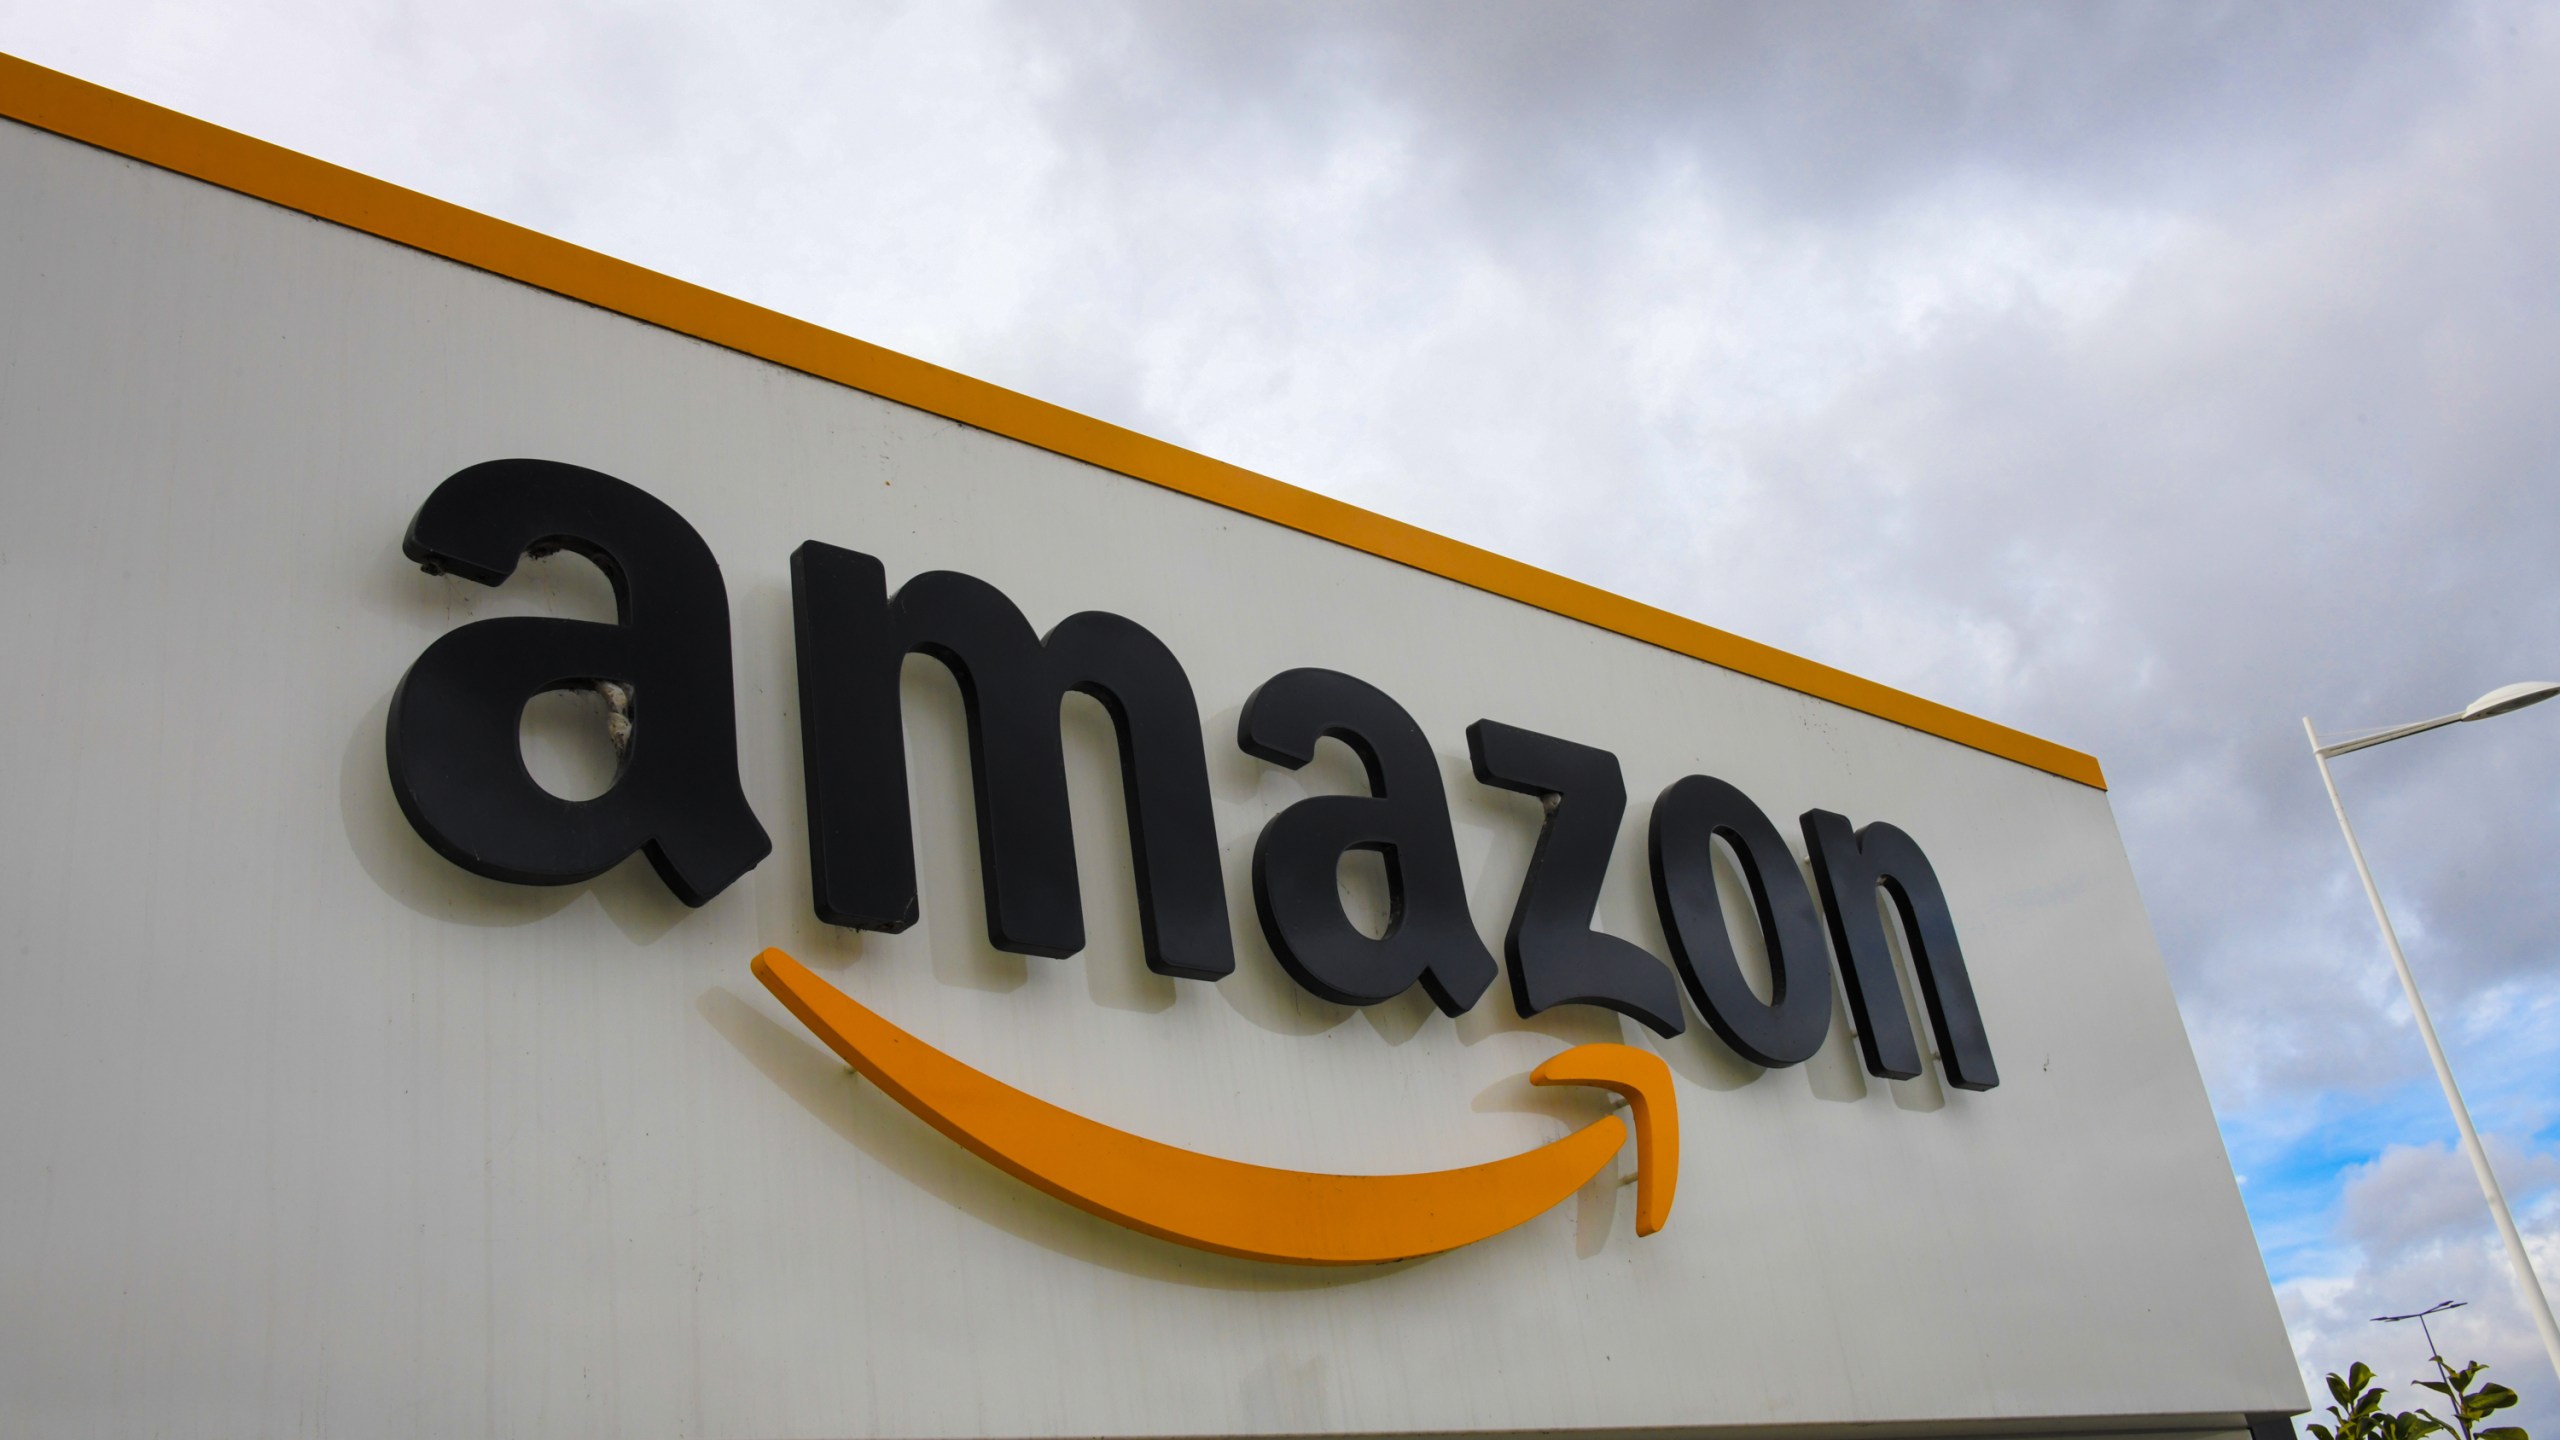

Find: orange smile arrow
<box><xmin>752</xmin><ymin>948</ymin><xmax>1678</xmax><ymax>1265</ymax></box>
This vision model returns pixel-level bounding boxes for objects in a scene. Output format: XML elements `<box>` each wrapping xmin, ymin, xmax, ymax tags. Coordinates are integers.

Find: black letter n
<box><xmin>386</xmin><ymin>460</ymin><xmax>772</xmax><ymax>906</ymax></box>
<box><xmin>1800</xmin><ymin>810</ymin><xmax>1998</xmax><ymax>1090</ymax></box>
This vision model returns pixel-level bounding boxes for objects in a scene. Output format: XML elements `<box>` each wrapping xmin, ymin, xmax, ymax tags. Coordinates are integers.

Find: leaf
<box><xmin>2387</xmin><ymin>1412</ymin><xmax>2447</xmax><ymax>1440</ymax></box>
<box><xmin>2476</xmin><ymin>1428</ymin><xmax>2527</xmax><ymax>1440</ymax></box>
<box><xmin>2475</xmin><ymin>1385</ymin><xmax>2518</xmax><ymax>1413</ymax></box>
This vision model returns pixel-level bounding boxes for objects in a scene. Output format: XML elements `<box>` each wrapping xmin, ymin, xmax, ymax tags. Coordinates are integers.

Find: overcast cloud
<box><xmin>4</xmin><ymin>0</ymin><xmax>2556</xmax><ymax>1426</ymax></box>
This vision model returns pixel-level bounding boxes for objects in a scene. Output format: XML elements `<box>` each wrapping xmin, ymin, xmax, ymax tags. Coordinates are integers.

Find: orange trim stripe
<box><xmin>0</xmin><ymin>52</ymin><xmax>2103</xmax><ymax>789</ymax></box>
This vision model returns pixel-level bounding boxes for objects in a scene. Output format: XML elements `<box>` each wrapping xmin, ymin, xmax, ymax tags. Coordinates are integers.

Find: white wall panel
<box><xmin>0</xmin><ymin>117</ymin><xmax>2301</xmax><ymax>1439</ymax></box>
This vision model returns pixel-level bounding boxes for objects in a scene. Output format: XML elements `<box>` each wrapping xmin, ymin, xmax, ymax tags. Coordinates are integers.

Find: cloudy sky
<box><xmin>8</xmin><ymin>0</ymin><xmax>2556</xmax><ymax>1425</ymax></box>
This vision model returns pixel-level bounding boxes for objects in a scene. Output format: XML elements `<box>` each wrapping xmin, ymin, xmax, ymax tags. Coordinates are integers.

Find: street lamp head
<box><xmin>2461</xmin><ymin>681</ymin><xmax>2560</xmax><ymax>723</ymax></box>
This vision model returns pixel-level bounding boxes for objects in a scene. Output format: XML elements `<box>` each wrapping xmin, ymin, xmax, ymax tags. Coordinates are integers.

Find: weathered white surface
<box><xmin>0</xmin><ymin>116</ymin><xmax>2301</xmax><ymax>1440</ymax></box>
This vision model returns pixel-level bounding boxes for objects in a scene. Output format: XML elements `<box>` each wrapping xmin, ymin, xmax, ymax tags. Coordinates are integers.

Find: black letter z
<box><xmin>1466</xmin><ymin>720</ymin><xmax>1684</xmax><ymax>1036</ymax></box>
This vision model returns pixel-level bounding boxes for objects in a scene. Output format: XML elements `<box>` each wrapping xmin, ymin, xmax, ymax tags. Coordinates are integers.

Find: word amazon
<box><xmin>387</xmin><ymin>459</ymin><xmax>1998</xmax><ymax>1264</ymax></box>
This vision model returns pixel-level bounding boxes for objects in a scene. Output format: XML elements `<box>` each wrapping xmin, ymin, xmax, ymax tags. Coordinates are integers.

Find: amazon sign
<box><xmin>387</xmin><ymin>459</ymin><xmax>1995</xmax><ymax>1264</ymax></box>
<box><xmin>0</xmin><ymin>65</ymin><xmax>2307</xmax><ymax>1440</ymax></box>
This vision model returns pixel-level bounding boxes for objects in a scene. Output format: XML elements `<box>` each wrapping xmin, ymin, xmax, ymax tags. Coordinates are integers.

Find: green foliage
<box><xmin>2310</xmin><ymin>1363</ymin><xmax>2444</xmax><ymax>1440</ymax></box>
<box><xmin>2307</xmin><ymin>1356</ymin><xmax>2530</xmax><ymax>1440</ymax></box>
<box><xmin>2414</xmin><ymin>1357</ymin><xmax>2528</xmax><ymax>1440</ymax></box>
<box><xmin>2390</xmin><ymin>1413</ymin><xmax>2463</xmax><ymax>1440</ymax></box>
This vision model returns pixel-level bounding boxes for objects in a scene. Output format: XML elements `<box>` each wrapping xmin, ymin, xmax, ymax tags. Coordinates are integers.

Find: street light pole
<box><xmin>2305</xmin><ymin>687</ymin><xmax>2560</xmax><ymax>1388</ymax></box>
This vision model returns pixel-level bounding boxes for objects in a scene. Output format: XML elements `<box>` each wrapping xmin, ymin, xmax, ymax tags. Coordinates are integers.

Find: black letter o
<box><xmin>1648</xmin><ymin>775</ymin><xmax>1829</xmax><ymax>1067</ymax></box>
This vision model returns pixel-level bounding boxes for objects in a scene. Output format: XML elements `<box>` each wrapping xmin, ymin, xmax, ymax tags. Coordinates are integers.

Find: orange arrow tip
<box><xmin>1531</xmin><ymin>1042</ymin><xmax>1679</xmax><ymax>1236</ymax></box>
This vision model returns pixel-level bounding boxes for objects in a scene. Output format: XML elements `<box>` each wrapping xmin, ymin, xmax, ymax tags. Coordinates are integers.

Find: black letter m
<box><xmin>790</xmin><ymin>541</ymin><xmax>1232</xmax><ymax>979</ymax></box>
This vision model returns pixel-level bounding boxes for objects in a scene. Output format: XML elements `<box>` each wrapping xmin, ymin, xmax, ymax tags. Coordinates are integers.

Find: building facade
<box><xmin>0</xmin><ymin>55</ymin><xmax>2303</xmax><ymax>1440</ymax></box>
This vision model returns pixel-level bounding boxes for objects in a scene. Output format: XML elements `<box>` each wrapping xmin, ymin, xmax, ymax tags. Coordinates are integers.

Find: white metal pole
<box><xmin>2306</xmin><ymin>717</ymin><xmax>2560</xmax><ymax>1385</ymax></box>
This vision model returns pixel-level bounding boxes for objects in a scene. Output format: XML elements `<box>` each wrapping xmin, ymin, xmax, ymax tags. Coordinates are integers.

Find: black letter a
<box><xmin>1240</xmin><ymin>669</ymin><xmax>1497</xmax><ymax>1015</ymax></box>
<box><xmin>386</xmin><ymin>460</ymin><xmax>772</xmax><ymax>906</ymax></box>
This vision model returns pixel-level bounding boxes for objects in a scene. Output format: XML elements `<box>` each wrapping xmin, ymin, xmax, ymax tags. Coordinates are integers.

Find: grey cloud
<box><xmin>2341</xmin><ymin>1140</ymin><xmax>2560</xmax><ymax>1261</ymax></box>
<box><xmin>1016</xmin><ymin>0</ymin><xmax>2479</xmax><ymax>228</ymax></box>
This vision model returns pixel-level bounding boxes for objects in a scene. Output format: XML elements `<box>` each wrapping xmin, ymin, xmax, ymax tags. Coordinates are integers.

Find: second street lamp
<box><xmin>2305</xmin><ymin>680</ymin><xmax>2560</xmax><ymax>1388</ymax></box>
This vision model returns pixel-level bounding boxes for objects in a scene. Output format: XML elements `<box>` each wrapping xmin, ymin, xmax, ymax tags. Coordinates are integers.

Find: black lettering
<box><xmin>1648</xmin><ymin>775</ymin><xmax>1829</xmax><ymax>1067</ymax></box>
<box><xmin>1800</xmin><ymin>809</ymin><xmax>1998</xmax><ymax>1090</ymax></box>
<box><xmin>1465</xmin><ymin>720</ymin><xmax>1684</xmax><ymax>1036</ymax></box>
<box><xmin>790</xmin><ymin>541</ymin><xmax>1232</xmax><ymax>979</ymax></box>
<box><xmin>1238</xmin><ymin>669</ymin><xmax>1496</xmax><ymax>1015</ymax></box>
<box><xmin>386</xmin><ymin>459</ymin><xmax>772</xmax><ymax>905</ymax></box>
